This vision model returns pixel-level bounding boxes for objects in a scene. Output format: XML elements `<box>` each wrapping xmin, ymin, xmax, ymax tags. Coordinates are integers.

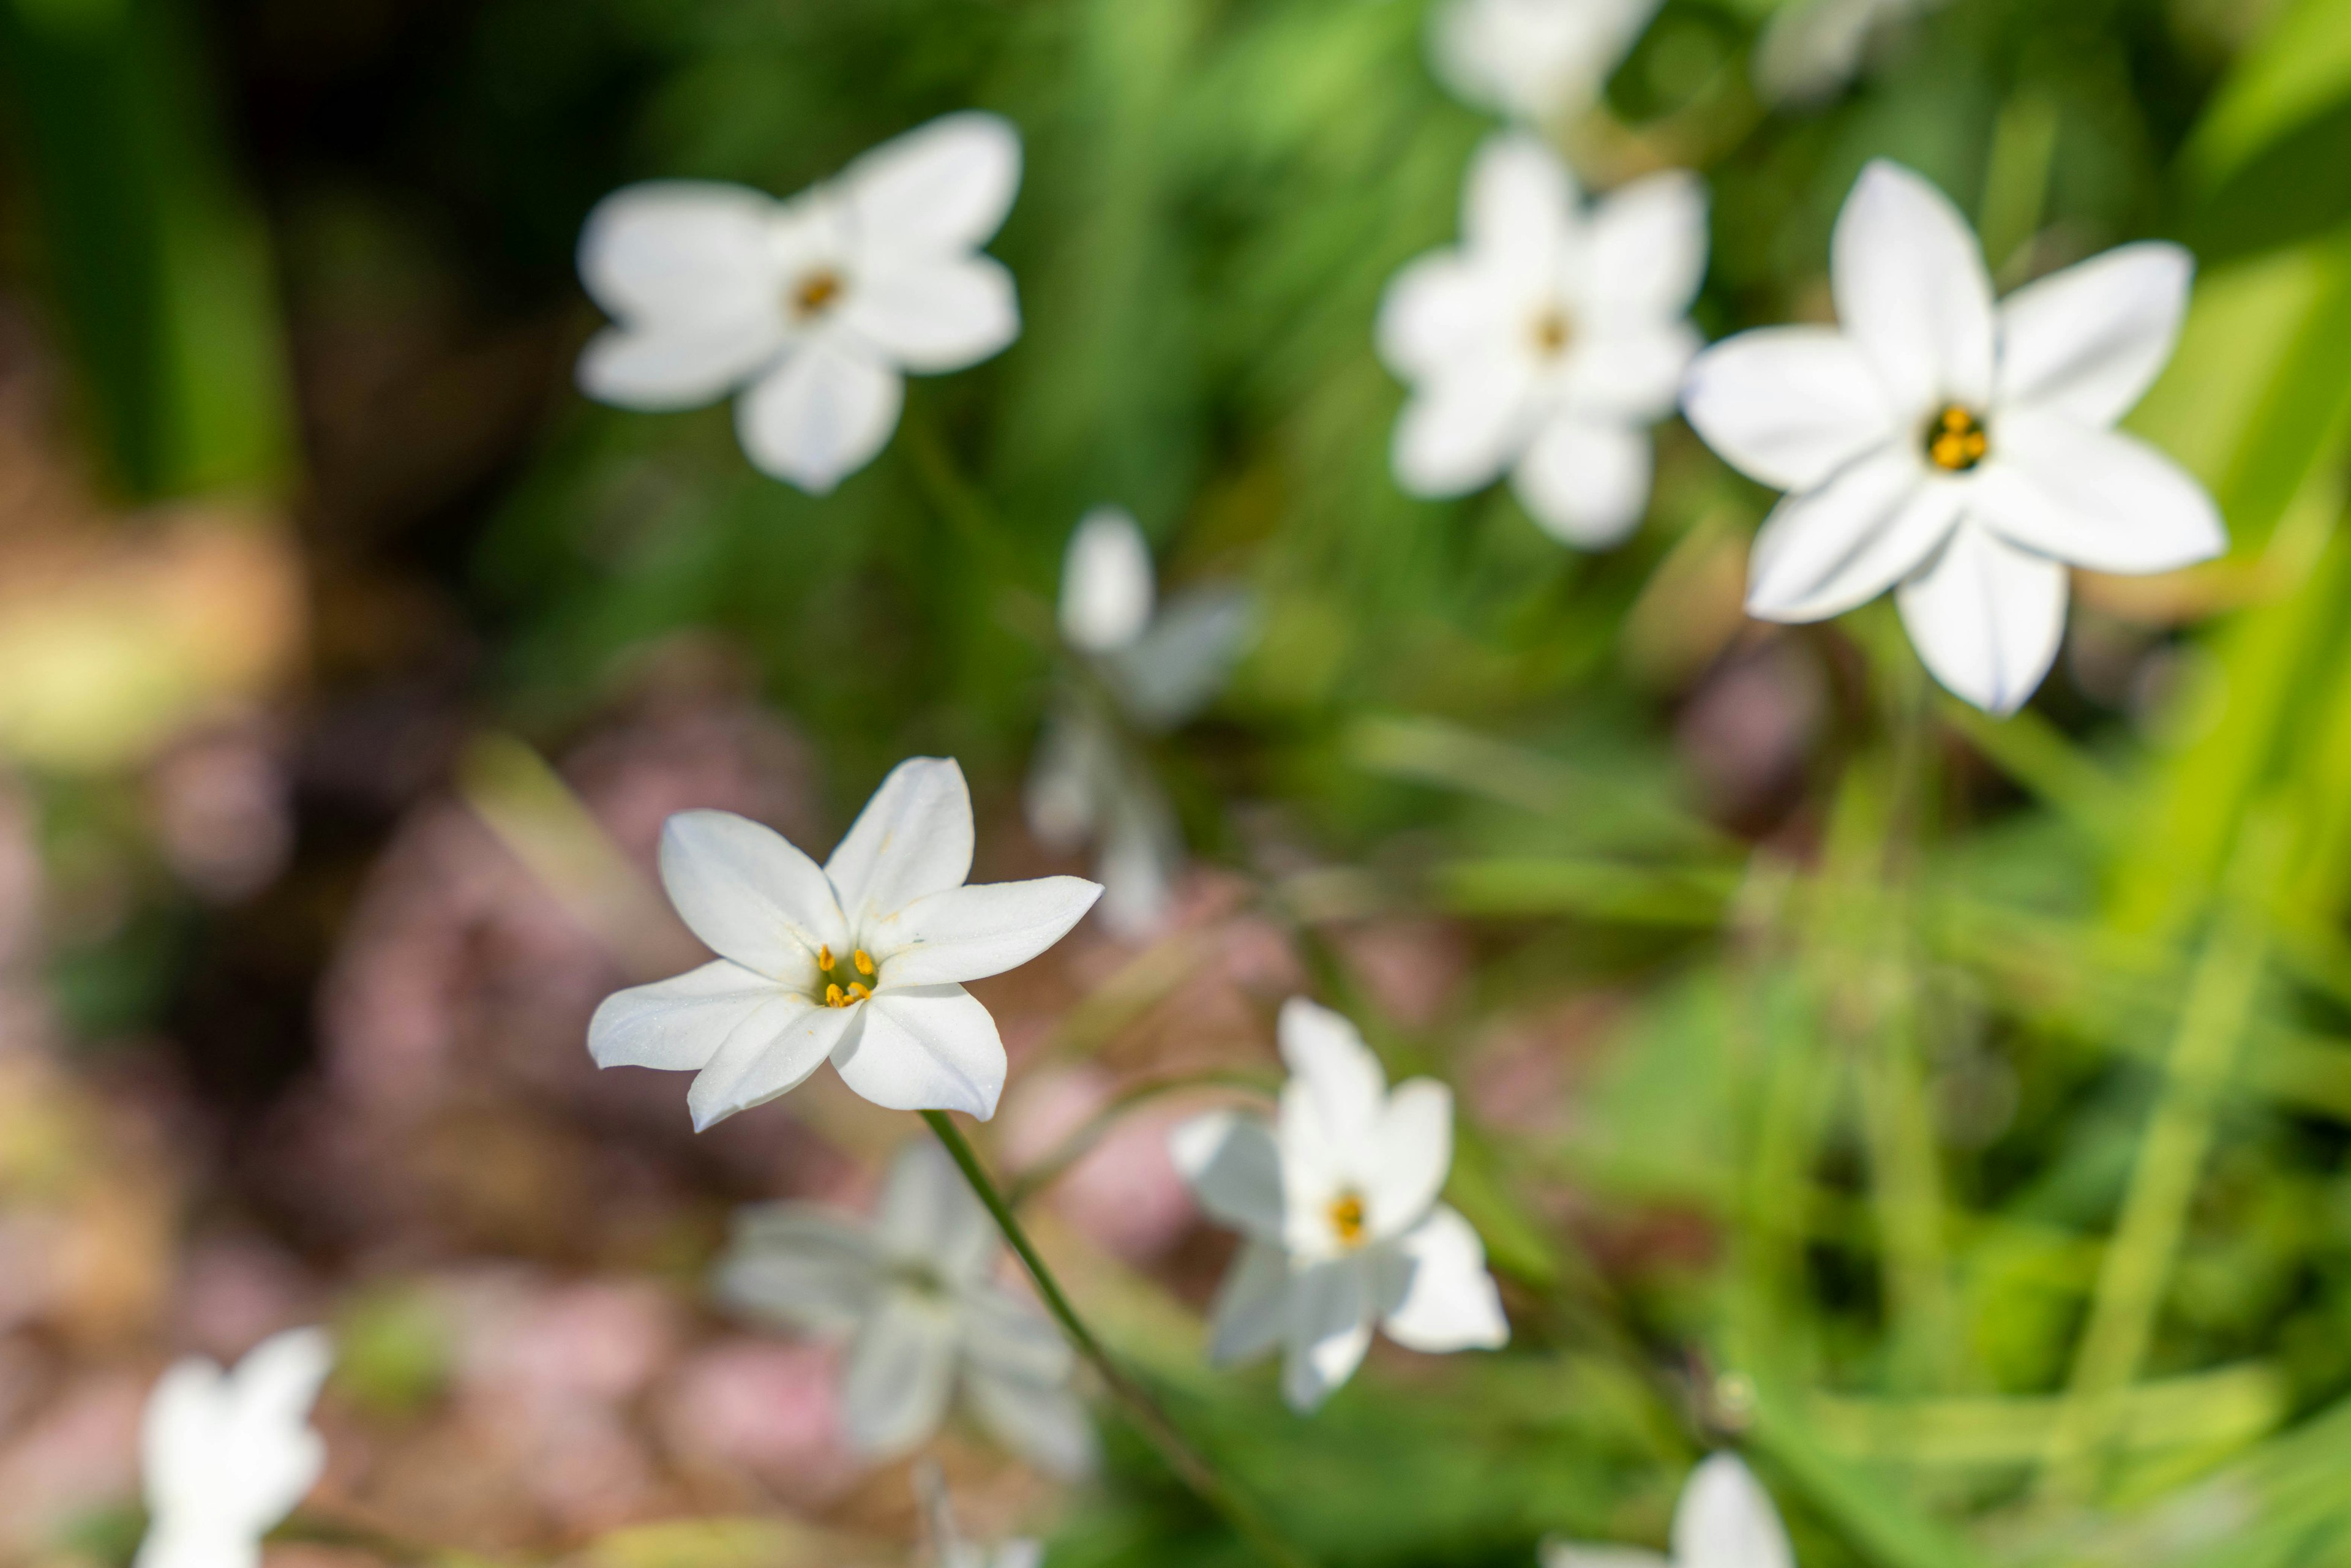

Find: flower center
<box><xmin>1327</xmin><ymin>1191</ymin><xmax>1368</xmax><ymax>1249</ymax></box>
<box><xmin>789</xmin><ymin>268</ymin><xmax>846</xmax><ymax>321</ymax></box>
<box><xmin>1529</xmin><ymin>304</ymin><xmax>1575</xmax><ymax>359</ymax></box>
<box><xmin>815</xmin><ymin>943</ymin><xmax>876</xmax><ymax>1008</ymax></box>
<box><xmin>1924</xmin><ymin>405</ymin><xmax>1990</xmax><ymax>473</ymax></box>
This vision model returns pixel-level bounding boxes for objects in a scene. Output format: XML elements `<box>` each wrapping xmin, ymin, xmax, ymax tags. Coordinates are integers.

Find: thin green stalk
<box><xmin>2040</xmin><ymin>819</ymin><xmax>2282</xmax><ymax>1499</ymax></box>
<box><xmin>922</xmin><ymin>1112</ymin><xmax>1317</xmax><ymax>1568</ymax></box>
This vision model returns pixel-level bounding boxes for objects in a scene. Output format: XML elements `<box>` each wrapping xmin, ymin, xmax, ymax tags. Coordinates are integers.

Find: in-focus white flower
<box><xmin>1378</xmin><ymin>134</ymin><xmax>1708</xmax><ymax>549</ymax></box>
<box><xmin>918</xmin><ymin>1460</ymin><xmax>1044</xmax><ymax>1568</ymax></box>
<box><xmin>1028</xmin><ymin>509</ymin><xmax>1251</xmax><ymax>938</ymax></box>
<box><xmin>589</xmin><ymin>757</ymin><xmax>1100</xmax><ymax>1127</ymax></box>
<box><xmin>1682</xmin><ymin>160</ymin><xmax>2223</xmax><ymax>714</ymax></box>
<box><xmin>1544</xmin><ymin>1453</ymin><xmax>1792</xmax><ymax>1568</ymax></box>
<box><xmin>716</xmin><ymin>1141</ymin><xmax>1095</xmax><ymax>1478</ymax></box>
<box><xmin>1430</xmin><ymin>0</ymin><xmax>1663</xmax><ymax>125</ymax></box>
<box><xmin>1169</xmin><ymin>998</ymin><xmax>1508</xmax><ymax>1412</ymax></box>
<box><xmin>137</xmin><ymin>1327</ymin><xmax>334</xmax><ymax>1568</ymax></box>
<box><xmin>1753</xmin><ymin>0</ymin><xmax>1941</xmax><ymax>107</ymax></box>
<box><xmin>577</xmin><ymin>112</ymin><xmax>1022</xmax><ymax>493</ymax></box>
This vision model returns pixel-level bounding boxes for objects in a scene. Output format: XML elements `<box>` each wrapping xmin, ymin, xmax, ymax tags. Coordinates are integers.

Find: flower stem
<box><xmin>922</xmin><ymin>1111</ymin><xmax>1317</xmax><ymax>1568</ymax></box>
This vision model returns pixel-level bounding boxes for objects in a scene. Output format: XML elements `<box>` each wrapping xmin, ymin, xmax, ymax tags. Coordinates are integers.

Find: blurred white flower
<box><xmin>577</xmin><ymin>112</ymin><xmax>1022</xmax><ymax>493</ymax></box>
<box><xmin>1543</xmin><ymin>1452</ymin><xmax>1793</xmax><ymax>1568</ymax></box>
<box><xmin>589</xmin><ymin>757</ymin><xmax>1100</xmax><ymax>1127</ymax></box>
<box><xmin>1430</xmin><ymin>0</ymin><xmax>1662</xmax><ymax>124</ymax></box>
<box><xmin>716</xmin><ymin>1141</ymin><xmax>1095</xmax><ymax>1478</ymax></box>
<box><xmin>918</xmin><ymin>1459</ymin><xmax>1044</xmax><ymax>1568</ymax></box>
<box><xmin>1169</xmin><ymin>998</ymin><xmax>1508</xmax><ymax>1412</ymax></box>
<box><xmin>1753</xmin><ymin>0</ymin><xmax>1940</xmax><ymax>107</ymax></box>
<box><xmin>1378</xmin><ymin>134</ymin><xmax>1708</xmax><ymax>549</ymax></box>
<box><xmin>137</xmin><ymin>1327</ymin><xmax>332</xmax><ymax>1568</ymax></box>
<box><xmin>1682</xmin><ymin>160</ymin><xmax>2223</xmax><ymax>714</ymax></box>
<box><xmin>1028</xmin><ymin>509</ymin><xmax>1251</xmax><ymax>939</ymax></box>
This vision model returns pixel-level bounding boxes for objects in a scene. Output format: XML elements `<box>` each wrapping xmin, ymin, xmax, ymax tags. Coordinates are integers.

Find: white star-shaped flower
<box><xmin>1543</xmin><ymin>1453</ymin><xmax>1793</xmax><ymax>1568</ymax></box>
<box><xmin>1027</xmin><ymin>508</ymin><xmax>1251</xmax><ymax>939</ymax></box>
<box><xmin>137</xmin><ymin>1327</ymin><xmax>334</xmax><ymax>1568</ymax></box>
<box><xmin>1378</xmin><ymin>134</ymin><xmax>1709</xmax><ymax>549</ymax></box>
<box><xmin>577</xmin><ymin>112</ymin><xmax>1022</xmax><ymax>493</ymax></box>
<box><xmin>1169</xmin><ymin>998</ymin><xmax>1509</xmax><ymax>1413</ymax></box>
<box><xmin>1430</xmin><ymin>0</ymin><xmax>1663</xmax><ymax>125</ymax></box>
<box><xmin>716</xmin><ymin>1141</ymin><xmax>1095</xmax><ymax>1478</ymax></box>
<box><xmin>588</xmin><ymin>757</ymin><xmax>1100</xmax><ymax>1127</ymax></box>
<box><xmin>1682</xmin><ymin>160</ymin><xmax>2224</xmax><ymax>714</ymax></box>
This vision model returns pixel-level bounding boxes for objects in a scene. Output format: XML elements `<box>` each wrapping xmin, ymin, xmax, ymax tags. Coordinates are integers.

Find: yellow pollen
<box><xmin>1925</xmin><ymin>405</ymin><xmax>1990</xmax><ymax>473</ymax></box>
<box><xmin>847</xmin><ymin>981</ymin><xmax>873</xmax><ymax>1002</ymax></box>
<box><xmin>1328</xmin><ymin>1192</ymin><xmax>1367</xmax><ymax>1248</ymax></box>
<box><xmin>817</xmin><ymin>944</ymin><xmax>834</xmax><ymax>972</ymax></box>
<box><xmin>825</xmin><ymin>983</ymin><xmax>847</xmax><ymax>1008</ymax></box>
<box><xmin>1530</xmin><ymin>305</ymin><xmax>1573</xmax><ymax>358</ymax></box>
<box><xmin>853</xmin><ymin>948</ymin><xmax>875</xmax><ymax>977</ymax></box>
<box><xmin>791</xmin><ymin>268</ymin><xmax>844</xmax><ymax>318</ymax></box>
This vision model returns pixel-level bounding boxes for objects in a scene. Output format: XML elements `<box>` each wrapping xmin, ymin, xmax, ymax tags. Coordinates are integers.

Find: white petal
<box><xmin>1169</xmin><ymin>1111</ymin><xmax>1287</xmax><ymax>1242</ymax></box>
<box><xmin>1672</xmin><ymin>1454</ymin><xmax>1794</xmax><ymax>1568</ymax></box>
<box><xmin>869</xmin><ymin>876</ymin><xmax>1102</xmax><ymax>988</ymax></box>
<box><xmin>1753</xmin><ymin>0</ymin><xmax>1886</xmax><ymax>105</ymax></box>
<box><xmin>841</xmin><ymin>255</ymin><xmax>1020</xmax><ymax>373</ymax></box>
<box><xmin>1995</xmin><ymin>242</ymin><xmax>2192</xmax><ymax>427</ymax></box>
<box><xmin>1431</xmin><ymin>0</ymin><xmax>1660</xmax><ymax>122</ymax></box>
<box><xmin>143</xmin><ymin>1327</ymin><xmax>332</xmax><ymax>1538</ymax></box>
<box><xmin>735</xmin><ymin>339</ymin><xmax>904</xmax><ymax>493</ymax></box>
<box><xmin>577</xmin><ymin>181</ymin><xmax>778</xmax><ymax>324</ymax></box>
<box><xmin>588</xmin><ymin>960</ymin><xmax>787</xmax><ymax>1072</ymax></box>
<box><xmin>834</xmin><ymin>983</ymin><xmax>1007</xmax><ymax>1119</ymax></box>
<box><xmin>876</xmin><ymin>1140</ymin><xmax>997</xmax><ymax>1285</ymax></box>
<box><xmin>713</xmin><ymin>1207</ymin><xmax>885</xmax><ymax>1333</ymax></box>
<box><xmin>137</xmin><ymin>1528</ymin><xmax>262</xmax><ymax>1568</ymax></box>
<box><xmin>1464</xmin><ymin>133</ymin><xmax>1581</xmax><ymax>288</ymax></box>
<box><xmin>1058</xmin><ymin>508</ymin><xmax>1157</xmax><ymax>654</ymax></box>
<box><xmin>1095</xmin><ymin>782</ymin><xmax>1180</xmax><ymax>939</ymax></box>
<box><xmin>827</xmin><ymin>756</ymin><xmax>975</xmax><ymax>926</ymax></box>
<box><xmin>991</xmin><ymin>1544</ymin><xmax>1047</xmax><ymax>1568</ymax></box>
<box><xmin>1681</xmin><ymin>327</ymin><xmax>1899</xmax><ymax>492</ymax></box>
<box><xmin>1365</xmin><ymin>1081</ymin><xmax>1453</xmax><ymax>1239</ymax></box>
<box><xmin>840</xmin><ymin>1293</ymin><xmax>959</xmax><ymax>1456</ymax></box>
<box><xmin>1744</xmin><ymin>445</ymin><xmax>1960</xmax><ymax>623</ymax></box>
<box><xmin>1971</xmin><ymin>416</ymin><xmax>2225</xmax><ymax>574</ymax></box>
<box><xmin>1585</xmin><ymin>169</ymin><xmax>1709</xmax><ymax>324</ymax></box>
<box><xmin>1512</xmin><ymin>415</ymin><xmax>1654</xmax><ymax>549</ymax></box>
<box><xmin>1277</xmin><ymin>998</ymin><xmax>1389</xmax><ymax>1161</ymax></box>
<box><xmin>1205</xmin><ymin>1240</ymin><xmax>1292</xmax><ymax>1365</ymax></box>
<box><xmin>1560</xmin><ymin>321</ymin><xmax>1702</xmax><ymax>421</ymax></box>
<box><xmin>1392</xmin><ymin>354</ymin><xmax>1541</xmax><ymax>497</ymax></box>
<box><xmin>1377</xmin><ymin>253</ymin><xmax>1499</xmax><ymax>381</ymax></box>
<box><xmin>685</xmin><ymin>995</ymin><xmax>856</xmax><ymax>1131</ymax></box>
<box><xmin>1024</xmin><ymin>703</ymin><xmax>1108</xmax><ymax>850</ymax></box>
<box><xmin>1832</xmin><ymin>160</ymin><xmax>1995</xmax><ymax>415</ymax></box>
<box><xmin>843</xmin><ymin>111</ymin><xmax>1023</xmax><ymax>254</ymax></box>
<box><xmin>1895</xmin><ymin>522</ymin><xmax>2069</xmax><ymax>715</ymax></box>
<box><xmin>1106</xmin><ymin>586</ymin><xmax>1254</xmax><ymax>729</ymax></box>
<box><xmin>658</xmin><ymin>810</ymin><xmax>843</xmax><ymax>981</ymax></box>
<box><xmin>964</xmin><ymin>1363</ymin><xmax>1098</xmax><ymax>1480</ymax></box>
<box><xmin>1378</xmin><ymin>1207</ymin><xmax>1509</xmax><ymax>1352</ymax></box>
<box><xmin>961</xmin><ymin>1288</ymin><xmax>1076</xmax><ymax>1386</ymax></box>
<box><xmin>1538</xmin><ymin>1547</ymin><xmax>1671</xmax><ymax>1568</ymax></box>
<box><xmin>577</xmin><ymin>320</ymin><xmax>783</xmax><ymax>410</ymax></box>
<box><xmin>1281</xmin><ymin>1259</ymin><xmax>1374</xmax><ymax>1412</ymax></box>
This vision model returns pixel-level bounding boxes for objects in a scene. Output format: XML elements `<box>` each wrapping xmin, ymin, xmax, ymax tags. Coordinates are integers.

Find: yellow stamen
<box><xmin>825</xmin><ymin>983</ymin><xmax>847</xmax><ymax>1008</ymax></box>
<box><xmin>847</xmin><ymin>981</ymin><xmax>873</xmax><ymax>1002</ymax></box>
<box><xmin>1328</xmin><ymin>1193</ymin><xmax>1367</xmax><ymax>1248</ymax></box>
<box><xmin>791</xmin><ymin>268</ymin><xmax>844</xmax><ymax>318</ymax></box>
<box><xmin>817</xmin><ymin>944</ymin><xmax>834</xmax><ymax>972</ymax></box>
<box><xmin>1530</xmin><ymin>305</ymin><xmax>1573</xmax><ymax>358</ymax></box>
<box><xmin>853</xmin><ymin>948</ymin><xmax>875</xmax><ymax>977</ymax></box>
<box><xmin>1925</xmin><ymin>405</ymin><xmax>1990</xmax><ymax>473</ymax></box>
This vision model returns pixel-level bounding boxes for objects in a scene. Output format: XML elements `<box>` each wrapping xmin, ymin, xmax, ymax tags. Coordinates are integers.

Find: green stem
<box><xmin>922</xmin><ymin>1111</ymin><xmax>1317</xmax><ymax>1568</ymax></box>
<box><xmin>1002</xmin><ymin>1068</ymin><xmax>1276</xmax><ymax>1208</ymax></box>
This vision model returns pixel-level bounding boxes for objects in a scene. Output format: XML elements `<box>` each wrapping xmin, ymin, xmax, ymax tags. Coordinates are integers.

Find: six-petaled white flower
<box><xmin>577</xmin><ymin>112</ymin><xmax>1022</xmax><ymax>493</ymax></box>
<box><xmin>1682</xmin><ymin>160</ymin><xmax>2224</xmax><ymax>714</ymax></box>
<box><xmin>1543</xmin><ymin>1452</ymin><xmax>1793</xmax><ymax>1568</ymax></box>
<box><xmin>137</xmin><ymin>1327</ymin><xmax>334</xmax><ymax>1568</ymax></box>
<box><xmin>1430</xmin><ymin>0</ymin><xmax>1663</xmax><ymax>125</ymax></box>
<box><xmin>1169</xmin><ymin>998</ymin><xmax>1509</xmax><ymax>1413</ymax></box>
<box><xmin>588</xmin><ymin>757</ymin><xmax>1101</xmax><ymax>1127</ymax></box>
<box><xmin>716</xmin><ymin>1141</ymin><xmax>1095</xmax><ymax>1478</ymax></box>
<box><xmin>1028</xmin><ymin>508</ymin><xmax>1251</xmax><ymax>938</ymax></box>
<box><xmin>1379</xmin><ymin>134</ymin><xmax>1709</xmax><ymax>549</ymax></box>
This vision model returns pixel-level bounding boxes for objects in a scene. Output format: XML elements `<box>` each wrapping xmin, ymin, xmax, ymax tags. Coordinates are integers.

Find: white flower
<box><xmin>1682</xmin><ymin>160</ymin><xmax>2224</xmax><ymax>714</ymax></box>
<box><xmin>588</xmin><ymin>757</ymin><xmax>1100</xmax><ymax>1127</ymax></box>
<box><xmin>1543</xmin><ymin>1452</ymin><xmax>1793</xmax><ymax>1568</ymax></box>
<box><xmin>137</xmin><ymin>1327</ymin><xmax>334</xmax><ymax>1568</ymax></box>
<box><xmin>1753</xmin><ymin>0</ymin><xmax>1941</xmax><ymax>107</ymax></box>
<box><xmin>1169</xmin><ymin>998</ymin><xmax>1509</xmax><ymax>1412</ymax></box>
<box><xmin>1028</xmin><ymin>509</ymin><xmax>1251</xmax><ymax>938</ymax></box>
<box><xmin>1378</xmin><ymin>134</ymin><xmax>1708</xmax><ymax>549</ymax></box>
<box><xmin>1430</xmin><ymin>0</ymin><xmax>1663</xmax><ymax>125</ymax></box>
<box><xmin>716</xmin><ymin>1141</ymin><xmax>1095</xmax><ymax>1478</ymax></box>
<box><xmin>577</xmin><ymin>112</ymin><xmax>1022</xmax><ymax>493</ymax></box>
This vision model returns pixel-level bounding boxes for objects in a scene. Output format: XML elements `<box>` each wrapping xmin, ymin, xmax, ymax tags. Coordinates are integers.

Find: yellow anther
<box><xmin>1529</xmin><ymin>306</ymin><xmax>1573</xmax><ymax>358</ymax></box>
<box><xmin>817</xmin><ymin>945</ymin><xmax>834</xmax><ymax>972</ymax></box>
<box><xmin>853</xmin><ymin>948</ymin><xmax>875</xmax><ymax>977</ymax></box>
<box><xmin>791</xmin><ymin>268</ymin><xmax>844</xmax><ymax>318</ymax></box>
<box><xmin>1925</xmin><ymin>405</ymin><xmax>1990</xmax><ymax>473</ymax></box>
<box><xmin>1327</xmin><ymin>1193</ymin><xmax>1367</xmax><ymax>1248</ymax></box>
<box><xmin>847</xmin><ymin>981</ymin><xmax>873</xmax><ymax>1002</ymax></box>
<box><xmin>825</xmin><ymin>983</ymin><xmax>847</xmax><ymax>1008</ymax></box>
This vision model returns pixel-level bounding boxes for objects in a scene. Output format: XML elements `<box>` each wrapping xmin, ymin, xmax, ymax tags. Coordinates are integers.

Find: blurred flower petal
<box><xmin>1895</xmin><ymin>523</ymin><xmax>2068</xmax><ymax>716</ymax></box>
<box><xmin>1673</xmin><ymin>1454</ymin><xmax>1795</xmax><ymax>1568</ymax></box>
<box><xmin>1743</xmin><ymin>445</ymin><xmax>1957</xmax><ymax>623</ymax></box>
<box><xmin>876</xmin><ymin>1140</ymin><xmax>997</xmax><ymax>1287</ymax></box>
<box><xmin>1995</xmin><ymin>242</ymin><xmax>2194</xmax><ymax>427</ymax></box>
<box><xmin>1682</xmin><ymin>327</ymin><xmax>1897</xmax><ymax>492</ymax></box>
<box><xmin>1058</xmin><ymin>509</ymin><xmax>1157</xmax><ymax>655</ymax></box>
<box><xmin>1513</xmin><ymin>415</ymin><xmax>1653</xmax><ymax>547</ymax></box>
<box><xmin>735</xmin><ymin>339</ymin><xmax>905</xmax><ymax>494</ymax></box>
<box><xmin>844</xmin><ymin>111</ymin><xmax>1023</xmax><ymax>255</ymax></box>
<box><xmin>842</xmin><ymin>255</ymin><xmax>1020</xmax><ymax>373</ymax></box>
<box><xmin>1379</xmin><ymin>1206</ymin><xmax>1508</xmax><ymax>1352</ymax></box>
<box><xmin>1971</xmin><ymin>416</ymin><xmax>2224</xmax><ymax>574</ymax></box>
<box><xmin>1831</xmin><ymin>160</ymin><xmax>1997</xmax><ymax>416</ymax></box>
<box><xmin>1169</xmin><ymin>1111</ymin><xmax>1286</xmax><ymax>1242</ymax></box>
<box><xmin>840</xmin><ymin>1295</ymin><xmax>958</xmax><ymax>1456</ymax></box>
